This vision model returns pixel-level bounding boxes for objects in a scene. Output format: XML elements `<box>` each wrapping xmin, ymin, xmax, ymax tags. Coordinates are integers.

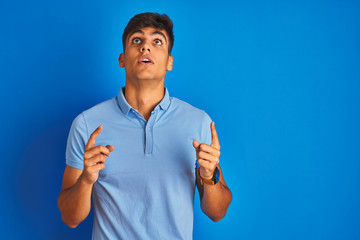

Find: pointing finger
<box><xmin>210</xmin><ymin>121</ymin><xmax>220</xmax><ymax>150</ymax></box>
<box><xmin>85</xmin><ymin>125</ymin><xmax>103</xmax><ymax>151</ymax></box>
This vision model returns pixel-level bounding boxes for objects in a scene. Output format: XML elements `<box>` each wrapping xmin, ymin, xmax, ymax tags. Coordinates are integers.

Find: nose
<box><xmin>140</xmin><ymin>46</ymin><xmax>150</xmax><ymax>53</ymax></box>
<box><xmin>140</xmin><ymin>40</ymin><xmax>151</xmax><ymax>53</ymax></box>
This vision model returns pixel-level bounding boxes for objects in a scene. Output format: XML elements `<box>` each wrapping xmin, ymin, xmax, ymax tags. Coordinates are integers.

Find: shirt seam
<box><xmin>81</xmin><ymin>112</ymin><xmax>89</xmax><ymax>141</ymax></box>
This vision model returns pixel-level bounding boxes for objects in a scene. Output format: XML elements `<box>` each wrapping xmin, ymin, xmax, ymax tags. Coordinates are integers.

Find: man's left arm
<box><xmin>193</xmin><ymin>122</ymin><xmax>232</xmax><ymax>222</ymax></box>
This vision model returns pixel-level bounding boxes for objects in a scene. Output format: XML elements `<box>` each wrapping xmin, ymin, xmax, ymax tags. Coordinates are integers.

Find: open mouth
<box><xmin>139</xmin><ymin>55</ymin><xmax>153</xmax><ymax>64</ymax></box>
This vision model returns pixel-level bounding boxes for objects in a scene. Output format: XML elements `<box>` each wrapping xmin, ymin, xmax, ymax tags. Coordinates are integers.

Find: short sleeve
<box><xmin>65</xmin><ymin>113</ymin><xmax>88</xmax><ymax>170</ymax></box>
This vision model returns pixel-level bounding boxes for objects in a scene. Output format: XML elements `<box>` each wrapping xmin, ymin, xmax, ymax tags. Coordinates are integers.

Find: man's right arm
<box><xmin>57</xmin><ymin>125</ymin><xmax>114</xmax><ymax>228</ymax></box>
<box><xmin>57</xmin><ymin>166</ymin><xmax>93</xmax><ymax>228</ymax></box>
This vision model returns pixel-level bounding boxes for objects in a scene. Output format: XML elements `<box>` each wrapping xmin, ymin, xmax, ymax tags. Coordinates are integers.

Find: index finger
<box><xmin>210</xmin><ymin>121</ymin><xmax>220</xmax><ymax>149</ymax></box>
<box><xmin>85</xmin><ymin>125</ymin><xmax>103</xmax><ymax>151</ymax></box>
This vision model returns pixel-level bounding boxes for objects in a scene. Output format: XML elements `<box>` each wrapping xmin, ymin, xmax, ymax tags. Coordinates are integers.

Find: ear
<box><xmin>119</xmin><ymin>53</ymin><xmax>125</xmax><ymax>68</ymax></box>
<box><xmin>166</xmin><ymin>56</ymin><xmax>173</xmax><ymax>71</ymax></box>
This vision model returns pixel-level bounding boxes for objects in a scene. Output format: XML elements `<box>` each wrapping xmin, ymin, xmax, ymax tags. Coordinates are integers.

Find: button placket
<box><xmin>144</xmin><ymin>110</ymin><xmax>157</xmax><ymax>155</ymax></box>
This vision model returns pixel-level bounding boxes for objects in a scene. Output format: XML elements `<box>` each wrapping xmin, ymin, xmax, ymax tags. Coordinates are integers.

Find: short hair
<box><xmin>122</xmin><ymin>12</ymin><xmax>174</xmax><ymax>55</ymax></box>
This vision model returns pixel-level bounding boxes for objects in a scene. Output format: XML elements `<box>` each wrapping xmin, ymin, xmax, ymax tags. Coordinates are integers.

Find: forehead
<box><xmin>127</xmin><ymin>27</ymin><xmax>169</xmax><ymax>41</ymax></box>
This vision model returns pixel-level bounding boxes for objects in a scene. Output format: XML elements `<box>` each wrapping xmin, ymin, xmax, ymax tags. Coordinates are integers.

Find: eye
<box><xmin>154</xmin><ymin>39</ymin><xmax>162</xmax><ymax>46</ymax></box>
<box><xmin>132</xmin><ymin>38</ymin><xmax>141</xmax><ymax>44</ymax></box>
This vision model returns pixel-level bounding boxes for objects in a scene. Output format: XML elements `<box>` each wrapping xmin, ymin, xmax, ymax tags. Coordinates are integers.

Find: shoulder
<box><xmin>70</xmin><ymin>97</ymin><xmax>119</xmax><ymax>132</ymax></box>
<box><xmin>169</xmin><ymin>97</ymin><xmax>212</xmax><ymax>144</ymax></box>
<box><xmin>169</xmin><ymin>97</ymin><xmax>212</xmax><ymax>141</ymax></box>
<box><xmin>170</xmin><ymin>97</ymin><xmax>212</xmax><ymax>123</ymax></box>
<box><xmin>82</xmin><ymin>97</ymin><xmax>118</xmax><ymax>118</ymax></box>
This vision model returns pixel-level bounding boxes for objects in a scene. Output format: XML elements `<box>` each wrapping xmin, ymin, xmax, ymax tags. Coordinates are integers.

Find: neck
<box><xmin>124</xmin><ymin>80</ymin><xmax>165</xmax><ymax>121</ymax></box>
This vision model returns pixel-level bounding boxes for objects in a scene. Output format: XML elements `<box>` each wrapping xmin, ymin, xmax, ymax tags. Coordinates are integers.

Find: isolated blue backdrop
<box><xmin>1</xmin><ymin>0</ymin><xmax>359</xmax><ymax>239</ymax></box>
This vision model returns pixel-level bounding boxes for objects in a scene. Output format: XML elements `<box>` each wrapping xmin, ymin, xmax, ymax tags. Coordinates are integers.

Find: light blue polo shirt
<box><xmin>66</xmin><ymin>86</ymin><xmax>212</xmax><ymax>240</ymax></box>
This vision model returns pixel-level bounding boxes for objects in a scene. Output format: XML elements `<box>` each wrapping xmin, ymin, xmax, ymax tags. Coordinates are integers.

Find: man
<box><xmin>58</xmin><ymin>12</ymin><xmax>232</xmax><ymax>239</ymax></box>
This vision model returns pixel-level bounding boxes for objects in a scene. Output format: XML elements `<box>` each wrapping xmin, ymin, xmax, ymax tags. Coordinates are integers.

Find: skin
<box><xmin>118</xmin><ymin>26</ymin><xmax>173</xmax><ymax>121</ymax></box>
<box><xmin>57</xmin><ymin>26</ymin><xmax>232</xmax><ymax>228</ymax></box>
<box><xmin>193</xmin><ymin>121</ymin><xmax>232</xmax><ymax>221</ymax></box>
<box><xmin>57</xmin><ymin>125</ymin><xmax>114</xmax><ymax>228</ymax></box>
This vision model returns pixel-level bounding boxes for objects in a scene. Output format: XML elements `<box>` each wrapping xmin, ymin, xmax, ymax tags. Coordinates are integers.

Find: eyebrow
<box><xmin>128</xmin><ymin>29</ymin><xmax>168</xmax><ymax>43</ymax></box>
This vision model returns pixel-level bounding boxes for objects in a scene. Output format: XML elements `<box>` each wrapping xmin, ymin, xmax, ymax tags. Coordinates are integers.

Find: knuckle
<box><xmin>198</xmin><ymin>159</ymin><xmax>207</xmax><ymax>166</ymax></box>
<box><xmin>99</xmin><ymin>145</ymin><xmax>106</xmax><ymax>153</ymax></box>
<box><xmin>84</xmin><ymin>162</ymin><xmax>90</xmax><ymax>168</ymax></box>
<box><xmin>95</xmin><ymin>145</ymin><xmax>104</xmax><ymax>154</ymax></box>
<box><xmin>84</xmin><ymin>158</ymin><xmax>93</xmax><ymax>167</ymax></box>
<box><xmin>101</xmin><ymin>145</ymin><xmax>107</xmax><ymax>151</ymax></box>
<box><xmin>99</xmin><ymin>154</ymin><xmax>106</xmax><ymax>162</ymax></box>
<box><xmin>199</xmin><ymin>143</ymin><xmax>206</xmax><ymax>151</ymax></box>
<box><xmin>95</xmin><ymin>154</ymin><xmax>103</xmax><ymax>162</ymax></box>
<box><xmin>104</xmin><ymin>147</ymin><xmax>110</xmax><ymax>154</ymax></box>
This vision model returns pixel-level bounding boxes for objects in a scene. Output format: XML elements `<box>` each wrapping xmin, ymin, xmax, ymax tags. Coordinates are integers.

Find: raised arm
<box><xmin>57</xmin><ymin>125</ymin><xmax>114</xmax><ymax>228</ymax></box>
<box><xmin>193</xmin><ymin>122</ymin><xmax>232</xmax><ymax>222</ymax></box>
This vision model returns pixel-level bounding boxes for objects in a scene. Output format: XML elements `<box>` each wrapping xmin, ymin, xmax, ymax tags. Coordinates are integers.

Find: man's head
<box><xmin>119</xmin><ymin>13</ymin><xmax>174</xmax><ymax>83</ymax></box>
<box><xmin>122</xmin><ymin>12</ymin><xmax>174</xmax><ymax>55</ymax></box>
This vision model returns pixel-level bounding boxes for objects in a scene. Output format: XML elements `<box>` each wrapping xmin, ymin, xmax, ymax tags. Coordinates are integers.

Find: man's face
<box><xmin>119</xmin><ymin>27</ymin><xmax>173</xmax><ymax>82</ymax></box>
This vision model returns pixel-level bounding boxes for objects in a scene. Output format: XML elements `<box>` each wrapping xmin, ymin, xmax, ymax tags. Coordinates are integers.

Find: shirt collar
<box><xmin>117</xmin><ymin>86</ymin><xmax>171</xmax><ymax>115</ymax></box>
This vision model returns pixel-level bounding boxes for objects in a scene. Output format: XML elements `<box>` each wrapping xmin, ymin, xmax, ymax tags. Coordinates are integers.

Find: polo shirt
<box><xmin>65</xmin><ymin>86</ymin><xmax>213</xmax><ymax>240</ymax></box>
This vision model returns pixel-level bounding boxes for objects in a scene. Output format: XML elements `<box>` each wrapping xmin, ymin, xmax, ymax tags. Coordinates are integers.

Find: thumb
<box><xmin>193</xmin><ymin>140</ymin><xmax>200</xmax><ymax>149</ymax></box>
<box><xmin>106</xmin><ymin>145</ymin><xmax>115</xmax><ymax>152</ymax></box>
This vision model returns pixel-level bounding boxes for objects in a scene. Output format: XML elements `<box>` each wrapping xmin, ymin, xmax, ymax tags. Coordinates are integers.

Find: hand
<box><xmin>193</xmin><ymin>121</ymin><xmax>221</xmax><ymax>179</ymax></box>
<box><xmin>81</xmin><ymin>125</ymin><xmax>115</xmax><ymax>184</ymax></box>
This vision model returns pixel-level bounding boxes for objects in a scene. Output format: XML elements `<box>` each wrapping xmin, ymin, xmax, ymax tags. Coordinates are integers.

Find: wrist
<box><xmin>197</xmin><ymin>167</ymin><xmax>220</xmax><ymax>185</ymax></box>
<box><xmin>79</xmin><ymin>172</ymin><xmax>95</xmax><ymax>186</ymax></box>
<box><xmin>200</xmin><ymin>170</ymin><xmax>213</xmax><ymax>180</ymax></box>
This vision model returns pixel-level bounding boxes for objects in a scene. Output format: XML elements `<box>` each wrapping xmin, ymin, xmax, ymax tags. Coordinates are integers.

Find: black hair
<box><xmin>122</xmin><ymin>12</ymin><xmax>174</xmax><ymax>55</ymax></box>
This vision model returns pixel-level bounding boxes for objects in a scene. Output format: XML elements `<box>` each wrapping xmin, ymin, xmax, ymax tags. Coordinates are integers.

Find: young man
<box><xmin>58</xmin><ymin>12</ymin><xmax>232</xmax><ymax>239</ymax></box>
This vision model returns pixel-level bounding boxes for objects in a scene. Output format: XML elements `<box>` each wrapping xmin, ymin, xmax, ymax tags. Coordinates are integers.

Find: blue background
<box><xmin>1</xmin><ymin>0</ymin><xmax>359</xmax><ymax>239</ymax></box>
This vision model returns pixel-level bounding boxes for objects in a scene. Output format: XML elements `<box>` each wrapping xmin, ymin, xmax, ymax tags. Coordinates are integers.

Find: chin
<box><xmin>136</xmin><ymin>74</ymin><xmax>156</xmax><ymax>80</ymax></box>
<box><xmin>135</xmin><ymin>72</ymin><xmax>164</xmax><ymax>81</ymax></box>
